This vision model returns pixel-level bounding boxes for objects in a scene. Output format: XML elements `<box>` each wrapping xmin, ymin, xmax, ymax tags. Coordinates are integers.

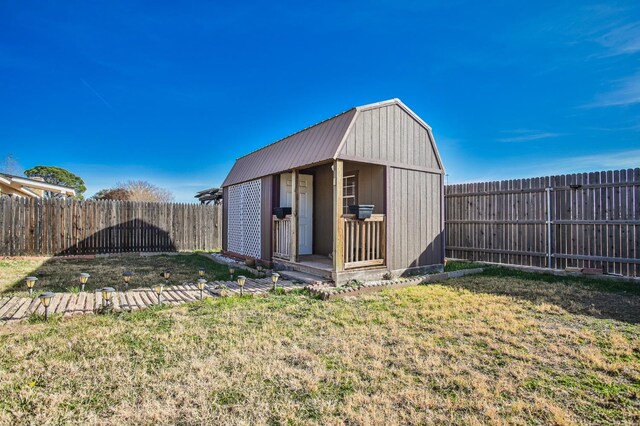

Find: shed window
<box><xmin>343</xmin><ymin>173</ymin><xmax>358</xmax><ymax>214</ymax></box>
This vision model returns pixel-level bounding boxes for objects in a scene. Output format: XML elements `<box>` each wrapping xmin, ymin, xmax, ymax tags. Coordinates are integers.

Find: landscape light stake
<box><xmin>271</xmin><ymin>272</ymin><xmax>280</xmax><ymax>291</ymax></box>
<box><xmin>101</xmin><ymin>287</ymin><xmax>115</xmax><ymax>309</ymax></box>
<box><xmin>79</xmin><ymin>273</ymin><xmax>90</xmax><ymax>292</ymax></box>
<box><xmin>154</xmin><ymin>284</ymin><xmax>164</xmax><ymax>304</ymax></box>
<box><xmin>256</xmin><ymin>264</ymin><xmax>263</xmax><ymax>277</ymax></box>
<box><xmin>122</xmin><ymin>271</ymin><xmax>133</xmax><ymax>290</ymax></box>
<box><xmin>237</xmin><ymin>275</ymin><xmax>246</xmax><ymax>296</ymax></box>
<box><xmin>38</xmin><ymin>292</ymin><xmax>55</xmax><ymax>321</ymax></box>
<box><xmin>197</xmin><ymin>278</ymin><xmax>207</xmax><ymax>300</ymax></box>
<box><xmin>25</xmin><ymin>276</ymin><xmax>38</xmax><ymax>297</ymax></box>
<box><xmin>229</xmin><ymin>267</ymin><xmax>235</xmax><ymax>280</ymax></box>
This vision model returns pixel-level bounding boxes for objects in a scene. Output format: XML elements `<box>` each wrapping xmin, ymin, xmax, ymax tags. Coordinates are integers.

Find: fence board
<box><xmin>445</xmin><ymin>168</ymin><xmax>640</xmax><ymax>277</ymax></box>
<box><xmin>0</xmin><ymin>198</ymin><xmax>221</xmax><ymax>256</ymax></box>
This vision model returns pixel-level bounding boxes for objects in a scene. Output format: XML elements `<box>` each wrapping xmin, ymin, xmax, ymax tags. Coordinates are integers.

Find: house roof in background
<box><xmin>221</xmin><ymin>98</ymin><xmax>441</xmax><ymax>187</ymax></box>
<box><xmin>0</xmin><ymin>172</ymin><xmax>76</xmax><ymax>197</ymax></box>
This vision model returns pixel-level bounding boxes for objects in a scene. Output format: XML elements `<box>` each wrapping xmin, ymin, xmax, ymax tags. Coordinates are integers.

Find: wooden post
<box><xmin>546</xmin><ymin>187</ymin><xmax>553</xmax><ymax>269</ymax></box>
<box><xmin>290</xmin><ymin>170</ymin><xmax>299</xmax><ymax>263</ymax></box>
<box><xmin>333</xmin><ymin>160</ymin><xmax>344</xmax><ymax>272</ymax></box>
<box><xmin>384</xmin><ymin>165</ymin><xmax>390</xmax><ymax>269</ymax></box>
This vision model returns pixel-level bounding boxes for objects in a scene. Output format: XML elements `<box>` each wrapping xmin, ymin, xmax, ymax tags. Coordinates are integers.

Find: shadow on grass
<box><xmin>1</xmin><ymin>253</ymin><xmax>240</xmax><ymax>297</ymax></box>
<box><xmin>439</xmin><ymin>265</ymin><xmax>640</xmax><ymax>324</ymax></box>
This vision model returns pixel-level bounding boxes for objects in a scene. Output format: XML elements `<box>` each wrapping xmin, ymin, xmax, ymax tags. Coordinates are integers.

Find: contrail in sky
<box><xmin>80</xmin><ymin>78</ymin><xmax>113</xmax><ymax>109</ymax></box>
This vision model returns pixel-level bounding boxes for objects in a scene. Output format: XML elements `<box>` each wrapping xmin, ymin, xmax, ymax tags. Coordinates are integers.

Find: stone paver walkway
<box><xmin>0</xmin><ymin>277</ymin><xmax>305</xmax><ymax>324</ymax></box>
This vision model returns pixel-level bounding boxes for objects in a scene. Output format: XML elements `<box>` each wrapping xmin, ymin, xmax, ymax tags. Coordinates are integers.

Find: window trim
<box><xmin>342</xmin><ymin>170</ymin><xmax>358</xmax><ymax>214</ymax></box>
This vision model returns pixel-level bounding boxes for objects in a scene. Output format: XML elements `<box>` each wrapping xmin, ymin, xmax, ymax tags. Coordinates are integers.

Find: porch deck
<box><xmin>273</xmin><ymin>214</ymin><xmax>386</xmax><ymax>271</ymax></box>
<box><xmin>297</xmin><ymin>255</ymin><xmax>332</xmax><ymax>271</ymax></box>
<box><xmin>274</xmin><ymin>253</ymin><xmax>391</xmax><ymax>286</ymax></box>
<box><xmin>274</xmin><ymin>255</ymin><xmax>334</xmax><ymax>281</ymax></box>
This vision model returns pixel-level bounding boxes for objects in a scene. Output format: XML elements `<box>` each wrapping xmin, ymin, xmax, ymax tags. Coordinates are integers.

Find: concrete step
<box><xmin>278</xmin><ymin>270</ymin><xmax>328</xmax><ymax>285</ymax></box>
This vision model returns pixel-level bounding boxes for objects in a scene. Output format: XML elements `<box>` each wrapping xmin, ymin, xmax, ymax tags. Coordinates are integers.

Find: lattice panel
<box><xmin>227</xmin><ymin>184</ymin><xmax>243</xmax><ymax>255</ymax></box>
<box><xmin>227</xmin><ymin>179</ymin><xmax>262</xmax><ymax>258</ymax></box>
<box><xmin>242</xmin><ymin>179</ymin><xmax>262</xmax><ymax>258</ymax></box>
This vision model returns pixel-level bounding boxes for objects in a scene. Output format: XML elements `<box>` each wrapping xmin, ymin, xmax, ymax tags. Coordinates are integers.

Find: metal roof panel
<box><xmin>222</xmin><ymin>108</ymin><xmax>356</xmax><ymax>187</ymax></box>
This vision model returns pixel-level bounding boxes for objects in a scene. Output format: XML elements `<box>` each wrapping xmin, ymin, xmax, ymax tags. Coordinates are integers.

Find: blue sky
<box><xmin>1</xmin><ymin>1</ymin><xmax>638</xmax><ymax>202</ymax></box>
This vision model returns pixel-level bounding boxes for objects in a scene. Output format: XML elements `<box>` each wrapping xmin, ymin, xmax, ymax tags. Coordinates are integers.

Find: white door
<box><xmin>280</xmin><ymin>173</ymin><xmax>313</xmax><ymax>255</ymax></box>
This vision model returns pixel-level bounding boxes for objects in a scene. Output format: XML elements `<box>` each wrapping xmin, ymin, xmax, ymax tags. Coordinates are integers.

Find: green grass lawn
<box><xmin>0</xmin><ymin>257</ymin><xmax>638</xmax><ymax>425</ymax></box>
<box><xmin>0</xmin><ymin>254</ymin><xmax>244</xmax><ymax>297</ymax></box>
<box><xmin>444</xmin><ymin>260</ymin><xmax>486</xmax><ymax>272</ymax></box>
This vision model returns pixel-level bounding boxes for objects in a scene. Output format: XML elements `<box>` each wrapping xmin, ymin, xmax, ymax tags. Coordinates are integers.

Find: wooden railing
<box><xmin>342</xmin><ymin>214</ymin><xmax>385</xmax><ymax>269</ymax></box>
<box><xmin>273</xmin><ymin>215</ymin><xmax>291</xmax><ymax>259</ymax></box>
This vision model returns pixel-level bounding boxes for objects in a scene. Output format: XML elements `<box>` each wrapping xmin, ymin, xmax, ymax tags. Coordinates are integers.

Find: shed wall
<box><xmin>344</xmin><ymin>161</ymin><xmax>385</xmax><ymax>214</ymax></box>
<box><xmin>309</xmin><ymin>165</ymin><xmax>333</xmax><ymax>256</ymax></box>
<box><xmin>387</xmin><ymin>167</ymin><xmax>443</xmax><ymax>270</ymax></box>
<box><xmin>339</xmin><ymin>104</ymin><xmax>442</xmax><ymax>171</ymax></box>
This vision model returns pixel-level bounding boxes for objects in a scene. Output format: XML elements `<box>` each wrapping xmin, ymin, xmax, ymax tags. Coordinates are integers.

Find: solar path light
<box><xmin>236</xmin><ymin>275</ymin><xmax>246</xmax><ymax>296</ymax></box>
<box><xmin>198</xmin><ymin>268</ymin><xmax>205</xmax><ymax>278</ymax></box>
<box><xmin>101</xmin><ymin>287</ymin><xmax>115</xmax><ymax>308</ymax></box>
<box><xmin>271</xmin><ymin>272</ymin><xmax>280</xmax><ymax>291</ymax></box>
<box><xmin>197</xmin><ymin>278</ymin><xmax>207</xmax><ymax>300</ymax></box>
<box><xmin>39</xmin><ymin>292</ymin><xmax>55</xmax><ymax>321</ymax></box>
<box><xmin>79</xmin><ymin>273</ymin><xmax>90</xmax><ymax>291</ymax></box>
<box><xmin>153</xmin><ymin>284</ymin><xmax>164</xmax><ymax>304</ymax></box>
<box><xmin>25</xmin><ymin>276</ymin><xmax>38</xmax><ymax>296</ymax></box>
<box><xmin>122</xmin><ymin>271</ymin><xmax>133</xmax><ymax>290</ymax></box>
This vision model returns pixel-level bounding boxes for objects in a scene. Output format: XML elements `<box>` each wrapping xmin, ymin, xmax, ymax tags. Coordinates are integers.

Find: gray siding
<box><xmin>344</xmin><ymin>161</ymin><xmax>384</xmax><ymax>214</ymax></box>
<box><xmin>339</xmin><ymin>104</ymin><xmax>442</xmax><ymax>172</ymax></box>
<box><xmin>311</xmin><ymin>164</ymin><xmax>334</xmax><ymax>256</ymax></box>
<box><xmin>388</xmin><ymin>167</ymin><xmax>443</xmax><ymax>270</ymax></box>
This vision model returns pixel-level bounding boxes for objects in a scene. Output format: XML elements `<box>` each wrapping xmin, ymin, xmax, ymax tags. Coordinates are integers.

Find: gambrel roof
<box><xmin>222</xmin><ymin>99</ymin><xmax>444</xmax><ymax>187</ymax></box>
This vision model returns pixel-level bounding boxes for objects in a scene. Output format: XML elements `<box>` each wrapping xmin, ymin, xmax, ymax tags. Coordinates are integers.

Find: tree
<box><xmin>0</xmin><ymin>154</ymin><xmax>23</xmax><ymax>175</ymax></box>
<box><xmin>24</xmin><ymin>166</ymin><xmax>87</xmax><ymax>200</ymax></box>
<box><xmin>91</xmin><ymin>187</ymin><xmax>131</xmax><ymax>201</ymax></box>
<box><xmin>119</xmin><ymin>180</ymin><xmax>174</xmax><ymax>202</ymax></box>
<box><xmin>91</xmin><ymin>180</ymin><xmax>174</xmax><ymax>203</ymax></box>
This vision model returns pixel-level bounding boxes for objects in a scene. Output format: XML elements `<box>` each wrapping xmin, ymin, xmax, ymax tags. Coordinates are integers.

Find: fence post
<box><xmin>545</xmin><ymin>187</ymin><xmax>553</xmax><ymax>269</ymax></box>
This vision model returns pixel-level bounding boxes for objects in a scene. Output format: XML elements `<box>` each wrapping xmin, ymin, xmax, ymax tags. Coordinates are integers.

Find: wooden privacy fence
<box><xmin>0</xmin><ymin>197</ymin><xmax>222</xmax><ymax>256</ymax></box>
<box><xmin>445</xmin><ymin>168</ymin><xmax>640</xmax><ymax>277</ymax></box>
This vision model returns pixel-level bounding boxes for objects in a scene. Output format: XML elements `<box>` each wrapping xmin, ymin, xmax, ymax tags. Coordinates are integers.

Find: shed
<box><xmin>220</xmin><ymin>98</ymin><xmax>445</xmax><ymax>284</ymax></box>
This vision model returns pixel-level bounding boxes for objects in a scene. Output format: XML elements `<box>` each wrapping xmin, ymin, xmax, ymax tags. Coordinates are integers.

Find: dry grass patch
<box><xmin>1</xmin><ymin>271</ymin><xmax>639</xmax><ymax>425</ymax></box>
<box><xmin>448</xmin><ymin>266</ymin><xmax>640</xmax><ymax>323</ymax></box>
<box><xmin>0</xmin><ymin>254</ymin><xmax>238</xmax><ymax>297</ymax></box>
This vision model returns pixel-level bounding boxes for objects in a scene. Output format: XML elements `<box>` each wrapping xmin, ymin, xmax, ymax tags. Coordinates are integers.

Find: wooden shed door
<box><xmin>280</xmin><ymin>173</ymin><xmax>313</xmax><ymax>255</ymax></box>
